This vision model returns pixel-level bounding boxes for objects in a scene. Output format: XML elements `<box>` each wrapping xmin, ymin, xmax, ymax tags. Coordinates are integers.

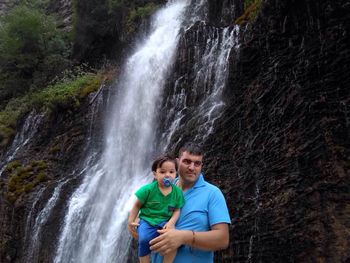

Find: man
<box><xmin>149</xmin><ymin>143</ymin><xmax>231</xmax><ymax>262</ymax></box>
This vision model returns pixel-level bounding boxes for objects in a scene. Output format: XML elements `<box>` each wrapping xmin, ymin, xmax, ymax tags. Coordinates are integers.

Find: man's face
<box><xmin>177</xmin><ymin>151</ymin><xmax>203</xmax><ymax>186</ymax></box>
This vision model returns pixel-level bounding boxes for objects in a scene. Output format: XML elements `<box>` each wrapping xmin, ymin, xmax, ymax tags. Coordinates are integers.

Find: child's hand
<box><xmin>163</xmin><ymin>222</ymin><xmax>175</xmax><ymax>229</ymax></box>
<box><xmin>127</xmin><ymin>220</ymin><xmax>140</xmax><ymax>239</ymax></box>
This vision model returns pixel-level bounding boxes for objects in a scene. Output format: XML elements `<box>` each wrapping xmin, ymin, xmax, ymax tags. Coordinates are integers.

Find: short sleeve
<box><xmin>135</xmin><ymin>184</ymin><xmax>150</xmax><ymax>205</ymax></box>
<box><xmin>208</xmin><ymin>188</ymin><xmax>231</xmax><ymax>226</ymax></box>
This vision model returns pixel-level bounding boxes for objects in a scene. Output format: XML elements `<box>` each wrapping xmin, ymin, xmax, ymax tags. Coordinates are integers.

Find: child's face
<box><xmin>153</xmin><ymin>161</ymin><xmax>177</xmax><ymax>187</ymax></box>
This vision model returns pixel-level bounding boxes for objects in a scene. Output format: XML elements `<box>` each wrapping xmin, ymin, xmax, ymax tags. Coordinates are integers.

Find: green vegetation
<box><xmin>5</xmin><ymin>161</ymin><xmax>22</xmax><ymax>172</ymax></box>
<box><xmin>108</xmin><ymin>0</ymin><xmax>128</xmax><ymax>9</ymax></box>
<box><xmin>0</xmin><ymin>0</ymin><xmax>159</xmax><ymax>148</ymax></box>
<box><xmin>49</xmin><ymin>143</ymin><xmax>61</xmax><ymax>155</ymax></box>
<box><xmin>235</xmin><ymin>0</ymin><xmax>262</xmax><ymax>25</ymax></box>
<box><xmin>30</xmin><ymin>73</ymin><xmax>102</xmax><ymax>111</ymax></box>
<box><xmin>5</xmin><ymin>160</ymin><xmax>48</xmax><ymax>202</ymax></box>
<box><xmin>126</xmin><ymin>3</ymin><xmax>160</xmax><ymax>33</ymax></box>
<box><xmin>0</xmin><ymin>3</ymin><xmax>71</xmax><ymax>105</ymax></box>
<box><xmin>0</xmin><ymin>73</ymin><xmax>103</xmax><ymax>147</ymax></box>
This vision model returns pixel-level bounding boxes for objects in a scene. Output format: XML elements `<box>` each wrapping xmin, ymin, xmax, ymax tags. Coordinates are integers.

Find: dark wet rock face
<box><xmin>201</xmin><ymin>0</ymin><xmax>350</xmax><ymax>262</ymax></box>
<box><xmin>0</xmin><ymin>88</ymin><xmax>110</xmax><ymax>262</ymax></box>
<box><xmin>207</xmin><ymin>0</ymin><xmax>243</xmax><ymax>25</ymax></box>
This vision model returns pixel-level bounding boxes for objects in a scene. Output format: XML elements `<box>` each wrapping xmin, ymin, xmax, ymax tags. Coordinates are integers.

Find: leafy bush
<box><xmin>0</xmin><ymin>73</ymin><xmax>103</xmax><ymax>147</ymax></box>
<box><xmin>30</xmin><ymin>73</ymin><xmax>102</xmax><ymax>111</ymax></box>
<box><xmin>0</xmin><ymin>4</ymin><xmax>70</xmax><ymax>103</ymax></box>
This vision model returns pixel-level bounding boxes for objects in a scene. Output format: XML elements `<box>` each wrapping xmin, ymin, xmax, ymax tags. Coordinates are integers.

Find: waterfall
<box><xmin>160</xmin><ymin>24</ymin><xmax>240</xmax><ymax>150</ymax></box>
<box><xmin>0</xmin><ymin>110</ymin><xmax>43</xmax><ymax>176</ymax></box>
<box><xmin>192</xmin><ymin>25</ymin><xmax>240</xmax><ymax>141</ymax></box>
<box><xmin>54</xmin><ymin>1</ymin><xmax>188</xmax><ymax>262</ymax></box>
<box><xmin>50</xmin><ymin>0</ymin><xmax>241</xmax><ymax>262</ymax></box>
<box><xmin>24</xmin><ymin>181</ymin><xmax>66</xmax><ymax>263</ymax></box>
<box><xmin>22</xmin><ymin>87</ymin><xmax>106</xmax><ymax>262</ymax></box>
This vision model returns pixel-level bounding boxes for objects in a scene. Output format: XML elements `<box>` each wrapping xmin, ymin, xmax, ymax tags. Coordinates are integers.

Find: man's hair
<box><xmin>151</xmin><ymin>154</ymin><xmax>178</xmax><ymax>172</ymax></box>
<box><xmin>178</xmin><ymin>142</ymin><xmax>203</xmax><ymax>157</ymax></box>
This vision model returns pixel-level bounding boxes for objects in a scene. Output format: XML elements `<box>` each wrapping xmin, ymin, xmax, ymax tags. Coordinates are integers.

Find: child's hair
<box><xmin>151</xmin><ymin>154</ymin><xmax>178</xmax><ymax>172</ymax></box>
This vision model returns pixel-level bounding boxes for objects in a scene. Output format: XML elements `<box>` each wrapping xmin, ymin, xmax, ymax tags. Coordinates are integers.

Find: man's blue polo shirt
<box><xmin>151</xmin><ymin>174</ymin><xmax>231</xmax><ymax>263</ymax></box>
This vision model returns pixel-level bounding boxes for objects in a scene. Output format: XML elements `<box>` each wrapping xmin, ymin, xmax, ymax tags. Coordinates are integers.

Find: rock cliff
<box><xmin>203</xmin><ymin>0</ymin><xmax>350</xmax><ymax>261</ymax></box>
<box><xmin>0</xmin><ymin>0</ymin><xmax>349</xmax><ymax>262</ymax></box>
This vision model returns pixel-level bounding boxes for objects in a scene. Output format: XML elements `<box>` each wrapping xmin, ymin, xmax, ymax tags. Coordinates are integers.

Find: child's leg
<box><xmin>163</xmin><ymin>250</ymin><xmax>177</xmax><ymax>263</ymax></box>
<box><xmin>138</xmin><ymin>220</ymin><xmax>159</xmax><ymax>261</ymax></box>
<box><xmin>139</xmin><ymin>255</ymin><xmax>150</xmax><ymax>263</ymax></box>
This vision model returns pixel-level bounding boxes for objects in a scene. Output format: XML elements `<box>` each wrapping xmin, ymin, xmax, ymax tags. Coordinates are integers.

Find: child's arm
<box><xmin>163</xmin><ymin>208</ymin><xmax>180</xmax><ymax>229</ymax></box>
<box><xmin>127</xmin><ymin>199</ymin><xmax>142</xmax><ymax>237</ymax></box>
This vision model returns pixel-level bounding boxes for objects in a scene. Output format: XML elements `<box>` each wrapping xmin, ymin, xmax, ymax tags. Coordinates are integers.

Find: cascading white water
<box><xmin>21</xmin><ymin>82</ymin><xmax>107</xmax><ymax>263</ymax></box>
<box><xmin>160</xmin><ymin>24</ymin><xmax>240</xmax><ymax>150</ymax></box>
<box><xmin>54</xmin><ymin>1</ymin><xmax>189</xmax><ymax>262</ymax></box>
<box><xmin>0</xmin><ymin>110</ymin><xmax>43</xmax><ymax>176</ymax></box>
<box><xmin>24</xmin><ymin>181</ymin><xmax>67</xmax><ymax>263</ymax></box>
<box><xmin>193</xmin><ymin>25</ymin><xmax>240</xmax><ymax>141</ymax></box>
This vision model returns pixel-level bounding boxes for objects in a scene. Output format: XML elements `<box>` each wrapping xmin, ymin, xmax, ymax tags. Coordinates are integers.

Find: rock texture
<box><xmin>0</xmin><ymin>88</ymin><xmax>110</xmax><ymax>262</ymax></box>
<box><xmin>202</xmin><ymin>0</ymin><xmax>350</xmax><ymax>262</ymax></box>
<box><xmin>48</xmin><ymin>0</ymin><xmax>73</xmax><ymax>31</ymax></box>
<box><xmin>0</xmin><ymin>0</ymin><xmax>19</xmax><ymax>15</ymax></box>
<box><xmin>160</xmin><ymin>0</ymin><xmax>349</xmax><ymax>262</ymax></box>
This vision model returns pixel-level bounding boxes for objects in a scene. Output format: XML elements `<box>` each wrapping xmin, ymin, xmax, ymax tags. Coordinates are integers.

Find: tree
<box><xmin>0</xmin><ymin>4</ymin><xmax>70</xmax><ymax>104</ymax></box>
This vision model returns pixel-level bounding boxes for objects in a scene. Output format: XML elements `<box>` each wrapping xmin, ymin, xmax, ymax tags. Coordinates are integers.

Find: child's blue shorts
<box><xmin>138</xmin><ymin>219</ymin><xmax>167</xmax><ymax>257</ymax></box>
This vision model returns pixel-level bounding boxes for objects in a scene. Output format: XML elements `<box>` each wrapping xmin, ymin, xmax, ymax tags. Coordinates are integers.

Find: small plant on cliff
<box><xmin>5</xmin><ymin>161</ymin><xmax>22</xmax><ymax>172</ymax></box>
<box><xmin>235</xmin><ymin>0</ymin><xmax>262</xmax><ymax>25</ymax></box>
<box><xmin>5</xmin><ymin>160</ymin><xmax>48</xmax><ymax>202</ymax></box>
<box><xmin>126</xmin><ymin>3</ymin><xmax>160</xmax><ymax>34</ymax></box>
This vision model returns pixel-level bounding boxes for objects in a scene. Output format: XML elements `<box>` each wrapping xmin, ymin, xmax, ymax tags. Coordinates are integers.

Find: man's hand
<box><xmin>150</xmin><ymin>229</ymin><xmax>190</xmax><ymax>255</ymax></box>
<box><xmin>127</xmin><ymin>219</ymin><xmax>140</xmax><ymax>239</ymax></box>
<box><xmin>150</xmin><ymin>223</ymin><xmax>229</xmax><ymax>254</ymax></box>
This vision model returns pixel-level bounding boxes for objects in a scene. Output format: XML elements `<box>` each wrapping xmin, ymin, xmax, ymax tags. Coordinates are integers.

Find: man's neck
<box><xmin>177</xmin><ymin>178</ymin><xmax>194</xmax><ymax>192</ymax></box>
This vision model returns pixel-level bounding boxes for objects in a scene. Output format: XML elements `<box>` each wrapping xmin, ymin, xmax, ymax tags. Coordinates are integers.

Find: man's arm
<box><xmin>149</xmin><ymin>223</ymin><xmax>229</xmax><ymax>255</ymax></box>
<box><xmin>188</xmin><ymin>223</ymin><xmax>229</xmax><ymax>250</ymax></box>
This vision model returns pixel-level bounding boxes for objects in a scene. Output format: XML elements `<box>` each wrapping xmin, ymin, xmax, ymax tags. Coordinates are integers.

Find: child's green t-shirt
<box><xmin>135</xmin><ymin>181</ymin><xmax>185</xmax><ymax>226</ymax></box>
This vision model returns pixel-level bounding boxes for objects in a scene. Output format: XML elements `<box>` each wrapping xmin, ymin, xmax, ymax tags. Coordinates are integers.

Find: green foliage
<box><xmin>0</xmin><ymin>73</ymin><xmax>102</xmax><ymax>147</ymax></box>
<box><xmin>0</xmin><ymin>97</ymin><xmax>30</xmax><ymax>147</ymax></box>
<box><xmin>30</xmin><ymin>160</ymin><xmax>47</xmax><ymax>170</ymax></box>
<box><xmin>0</xmin><ymin>4</ymin><xmax>70</xmax><ymax>103</ymax></box>
<box><xmin>108</xmin><ymin>0</ymin><xmax>128</xmax><ymax>9</ymax></box>
<box><xmin>79</xmin><ymin>77</ymin><xmax>103</xmax><ymax>98</ymax></box>
<box><xmin>235</xmin><ymin>0</ymin><xmax>262</xmax><ymax>25</ymax></box>
<box><xmin>49</xmin><ymin>144</ymin><xmax>61</xmax><ymax>155</ymax></box>
<box><xmin>30</xmin><ymin>73</ymin><xmax>102</xmax><ymax>111</ymax></box>
<box><xmin>71</xmin><ymin>0</ymin><xmax>112</xmax><ymax>61</ymax></box>
<box><xmin>126</xmin><ymin>3</ymin><xmax>159</xmax><ymax>33</ymax></box>
<box><xmin>5</xmin><ymin>160</ymin><xmax>48</xmax><ymax>202</ymax></box>
<box><xmin>5</xmin><ymin>160</ymin><xmax>21</xmax><ymax>172</ymax></box>
<box><xmin>36</xmin><ymin>171</ymin><xmax>47</xmax><ymax>182</ymax></box>
<box><xmin>244</xmin><ymin>0</ymin><xmax>258</xmax><ymax>9</ymax></box>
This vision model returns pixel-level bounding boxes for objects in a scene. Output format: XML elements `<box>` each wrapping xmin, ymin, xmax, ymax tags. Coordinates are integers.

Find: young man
<box><xmin>149</xmin><ymin>143</ymin><xmax>231</xmax><ymax>262</ymax></box>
